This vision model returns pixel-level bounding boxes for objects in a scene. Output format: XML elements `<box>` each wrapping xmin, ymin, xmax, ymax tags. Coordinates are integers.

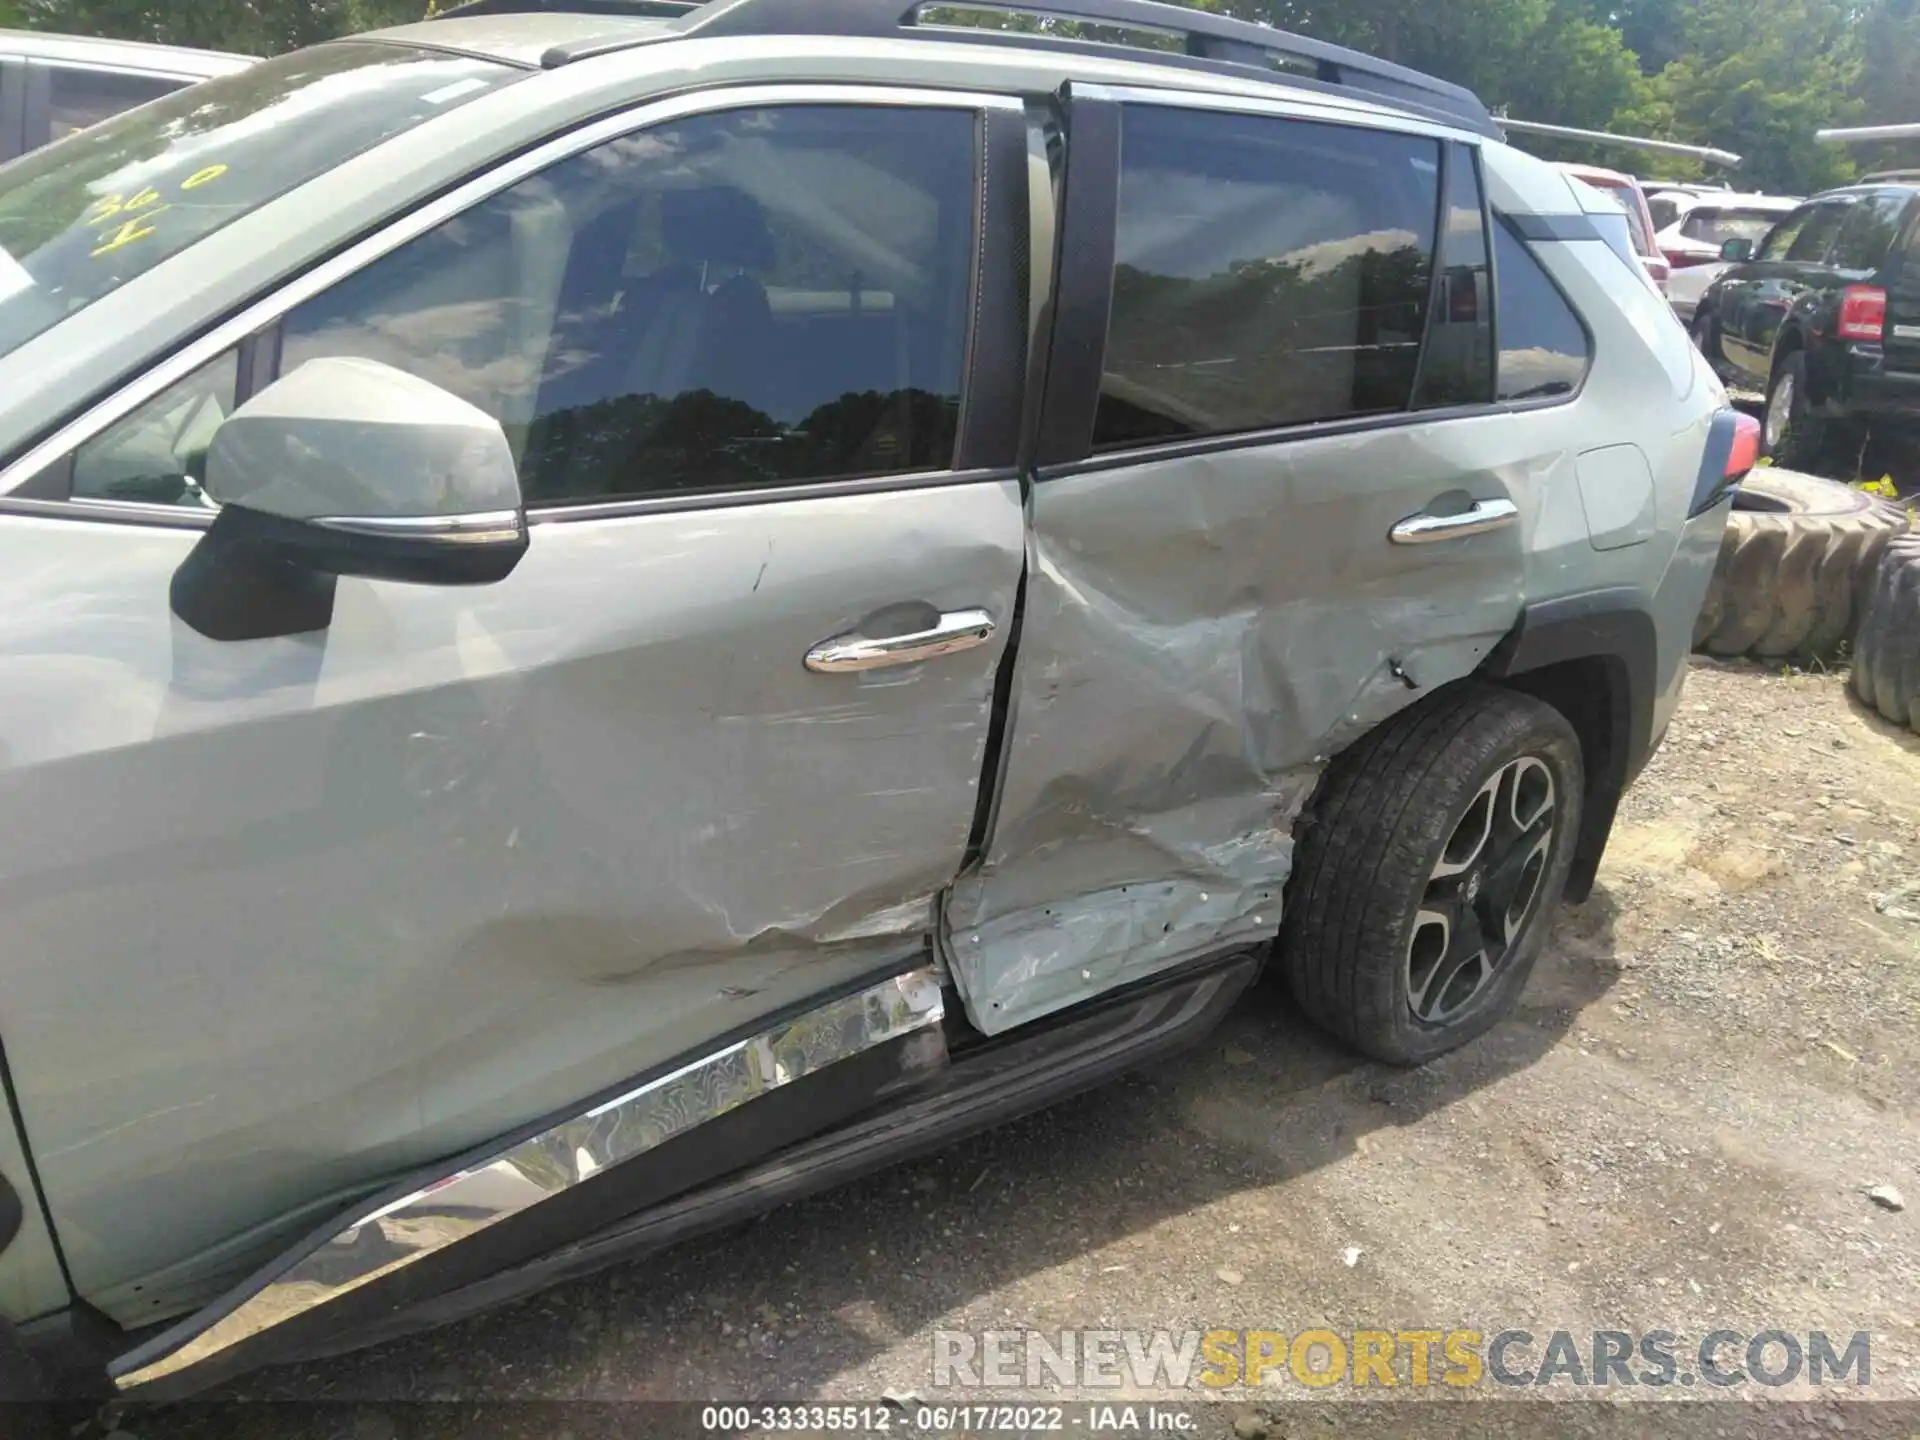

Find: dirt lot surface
<box><xmin>117</xmin><ymin>660</ymin><xmax>1920</xmax><ymax>1439</ymax></box>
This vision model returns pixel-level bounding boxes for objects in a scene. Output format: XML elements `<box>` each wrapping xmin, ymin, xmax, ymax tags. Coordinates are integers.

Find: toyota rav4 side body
<box><xmin>0</xmin><ymin>0</ymin><xmax>1748</xmax><ymax>1400</ymax></box>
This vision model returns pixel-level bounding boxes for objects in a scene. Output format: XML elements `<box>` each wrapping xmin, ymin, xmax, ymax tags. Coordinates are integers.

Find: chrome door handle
<box><xmin>1389</xmin><ymin>498</ymin><xmax>1519</xmax><ymax>545</ymax></box>
<box><xmin>805</xmin><ymin>608</ymin><xmax>997</xmax><ymax>674</ymax></box>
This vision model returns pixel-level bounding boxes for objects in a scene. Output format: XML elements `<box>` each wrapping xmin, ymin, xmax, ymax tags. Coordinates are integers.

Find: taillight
<box><xmin>1725</xmin><ymin>411</ymin><xmax>1761</xmax><ymax>477</ymax></box>
<box><xmin>1666</xmin><ymin>251</ymin><xmax>1717</xmax><ymax>269</ymax></box>
<box><xmin>1691</xmin><ymin>409</ymin><xmax>1762</xmax><ymax>517</ymax></box>
<box><xmin>1838</xmin><ymin>284</ymin><xmax>1887</xmax><ymax>342</ymax></box>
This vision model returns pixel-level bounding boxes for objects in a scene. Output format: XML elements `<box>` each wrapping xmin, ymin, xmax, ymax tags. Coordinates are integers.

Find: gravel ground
<box><xmin>107</xmin><ymin>659</ymin><xmax>1920</xmax><ymax>1439</ymax></box>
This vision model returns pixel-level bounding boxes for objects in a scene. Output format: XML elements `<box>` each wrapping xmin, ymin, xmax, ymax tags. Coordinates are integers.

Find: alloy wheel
<box><xmin>1765</xmin><ymin>370</ymin><xmax>1795</xmax><ymax>451</ymax></box>
<box><xmin>1406</xmin><ymin>756</ymin><xmax>1557</xmax><ymax>1025</ymax></box>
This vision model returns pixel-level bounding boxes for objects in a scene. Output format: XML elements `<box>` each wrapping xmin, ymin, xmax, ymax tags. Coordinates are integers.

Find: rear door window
<box><xmin>1681</xmin><ymin>207</ymin><xmax>1794</xmax><ymax>250</ymax></box>
<box><xmin>1413</xmin><ymin>141</ymin><xmax>1493</xmax><ymax>409</ymax></box>
<box><xmin>42</xmin><ymin>65</ymin><xmax>186</xmax><ymax>143</ymax></box>
<box><xmin>1092</xmin><ymin>105</ymin><xmax>1441</xmax><ymax>448</ymax></box>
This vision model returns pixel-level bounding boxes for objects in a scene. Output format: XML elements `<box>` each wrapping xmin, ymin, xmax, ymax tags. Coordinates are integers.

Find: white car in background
<box><xmin>1653</xmin><ymin>192</ymin><xmax>1802</xmax><ymax>321</ymax></box>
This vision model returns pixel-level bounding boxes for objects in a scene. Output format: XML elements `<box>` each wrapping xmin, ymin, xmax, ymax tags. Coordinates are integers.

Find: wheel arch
<box><xmin>1479</xmin><ymin>588</ymin><xmax>1659</xmax><ymax>903</ymax></box>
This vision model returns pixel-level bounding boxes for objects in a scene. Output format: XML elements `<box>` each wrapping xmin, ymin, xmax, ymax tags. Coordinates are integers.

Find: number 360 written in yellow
<box><xmin>85</xmin><ymin>163</ymin><xmax>230</xmax><ymax>258</ymax></box>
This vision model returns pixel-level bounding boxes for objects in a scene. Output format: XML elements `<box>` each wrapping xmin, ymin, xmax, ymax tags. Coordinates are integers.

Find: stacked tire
<box><xmin>1852</xmin><ymin>529</ymin><xmax>1920</xmax><ymax>733</ymax></box>
<box><xmin>1693</xmin><ymin>468</ymin><xmax>1909</xmax><ymax>661</ymax></box>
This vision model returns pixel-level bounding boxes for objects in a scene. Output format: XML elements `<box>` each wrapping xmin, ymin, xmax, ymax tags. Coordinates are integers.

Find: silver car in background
<box><xmin>0</xmin><ymin>30</ymin><xmax>254</xmax><ymax>161</ymax></box>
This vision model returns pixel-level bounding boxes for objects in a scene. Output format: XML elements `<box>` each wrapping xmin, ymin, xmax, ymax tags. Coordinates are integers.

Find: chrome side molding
<box><xmin>112</xmin><ymin>968</ymin><xmax>945</xmax><ymax>1391</ymax></box>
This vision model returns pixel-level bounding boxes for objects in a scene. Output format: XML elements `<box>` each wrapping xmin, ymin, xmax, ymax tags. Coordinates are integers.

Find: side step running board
<box><xmin>261</xmin><ymin>949</ymin><xmax>1260</xmax><ymax>1370</ymax></box>
<box><xmin>112</xmin><ymin>967</ymin><xmax>947</xmax><ymax>1396</ymax></box>
<box><xmin>111</xmin><ymin>948</ymin><xmax>1256</xmax><ymax>1395</ymax></box>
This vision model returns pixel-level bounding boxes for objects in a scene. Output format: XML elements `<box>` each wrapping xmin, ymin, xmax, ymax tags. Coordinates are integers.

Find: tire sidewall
<box><xmin>1374</xmin><ymin>713</ymin><xmax>1585</xmax><ymax>1065</ymax></box>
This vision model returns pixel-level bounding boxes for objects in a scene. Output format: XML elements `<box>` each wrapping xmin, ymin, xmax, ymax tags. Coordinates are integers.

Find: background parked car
<box><xmin>1693</xmin><ymin>180</ymin><xmax>1920</xmax><ymax>466</ymax></box>
<box><xmin>0</xmin><ymin>30</ymin><xmax>254</xmax><ymax>161</ymax></box>
<box><xmin>1561</xmin><ymin>162</ymin><xmax>1671</xmax><ymax>293</ymax></box>
<box><xmin>1657</xmin><ymin>192</ymin><xmax>1803</xmax><ymax>321</ymax></box>
<box><xmin>1645</xmin><ymin>181</ymin><xmax>1734</xmax><ymax>233</ymax></box>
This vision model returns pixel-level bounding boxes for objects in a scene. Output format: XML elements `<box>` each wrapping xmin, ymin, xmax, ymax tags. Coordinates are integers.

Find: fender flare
<box><xmin>1482</xmin><ymin>586</ymin><xmax>1659</xmax><ymax>903</ymax></box>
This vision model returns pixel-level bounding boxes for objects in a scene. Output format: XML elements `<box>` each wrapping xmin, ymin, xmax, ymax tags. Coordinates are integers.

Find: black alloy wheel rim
<box><xmin>1406</xmin><ymin>755</ymin><xmax>1557</xmax><ymax>1026</ymax></box>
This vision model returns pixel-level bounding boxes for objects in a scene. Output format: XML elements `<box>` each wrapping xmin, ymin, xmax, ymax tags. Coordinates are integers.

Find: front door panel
<box><xmin>0</xmin><ymin>483</ymin><xmax>1021</xmax><ymax>1321</ymax></box>
<box><xmin>0</xmin><ymin>87</ymin><xmax>1027</xmax><ymax>1326</ymax></box>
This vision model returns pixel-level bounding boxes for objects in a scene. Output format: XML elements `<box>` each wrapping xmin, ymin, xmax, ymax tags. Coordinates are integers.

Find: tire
<box><xmin>1763</xmin><ymin>352</ymin><xmax>1857</xmax><ymax>473</ymax></box>
<box><xmin>1275</xmin><ymin>683</ymin><xmax>1583</xmax><ymax>1067</ymax></box>
<box><xmin>1692</xmin><ymin>467</ymin><xmax>1908</xmax><ymax>660</ymax></box>
<box><xmin>1851</xmin><ymin>530</ymin><xmax>1920</xmax><ymax>732</ymax></box>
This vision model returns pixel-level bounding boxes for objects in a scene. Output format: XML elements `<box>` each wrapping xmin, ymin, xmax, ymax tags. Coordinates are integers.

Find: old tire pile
<box><xmin>1851</xmin><ymin>530</ymin><xmax>1920</xmax><ymax>732</ymax></box>
<box><xmin>1693</xmin><ymin>468</ymin><xmax>1908</xmax><ymax>661</ymax></box>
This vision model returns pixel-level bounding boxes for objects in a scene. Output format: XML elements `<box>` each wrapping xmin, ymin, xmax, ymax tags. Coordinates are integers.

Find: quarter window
<box><xmin>1092</xmin><ymin>107</ymin><xmax>1440</xmax><ymax>449</ymax></box>
<box><xmin>1491</xmin><ymin>217</ymin><xmax>1589</xmax><ymax>403</ymax></box>
<box><xmin>70</xmin><ymin>350</ymin><xmax>238</xmax><ymax>506</ymax></box>
<box><xmin>276</xmin><ymin>104</ymin><xmax>981</xmax><ymax>506</ymax></box>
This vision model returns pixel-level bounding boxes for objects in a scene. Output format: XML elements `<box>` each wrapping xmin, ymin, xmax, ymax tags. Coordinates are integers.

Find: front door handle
<box><xmin>805</xmin><ymin>608</ymin><xmax>997</xmax><ymax>674</ymax></box>
<box><xmin>1389</xmin><ymin>498</ymin><xmax>1519</xmax><ymax>545</ymax></box>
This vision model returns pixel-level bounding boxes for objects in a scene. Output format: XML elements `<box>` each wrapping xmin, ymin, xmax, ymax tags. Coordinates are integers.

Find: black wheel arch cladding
<box><xmin>1481</xmin><ymin>586</ymin><xmax>1658</xmax><ymax>904</ymax></box>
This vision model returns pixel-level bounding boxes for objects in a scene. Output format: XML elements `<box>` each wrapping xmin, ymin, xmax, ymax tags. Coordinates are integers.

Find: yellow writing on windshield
<box><xmin>92</xmin><ymin>207</ymin><xmax>170</xmax><ymax>258</ymax></box>
<box><xmin>83</xmin><ymin>163</ymin><xmax>229</xmax><ymax>260</ymax></box>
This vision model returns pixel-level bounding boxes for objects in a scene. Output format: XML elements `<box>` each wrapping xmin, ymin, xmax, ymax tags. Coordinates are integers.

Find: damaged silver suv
<box><xmin>0</xmin><ymin>0</ymin><xmax>1754</xmax><ymax>1400</ymax></box>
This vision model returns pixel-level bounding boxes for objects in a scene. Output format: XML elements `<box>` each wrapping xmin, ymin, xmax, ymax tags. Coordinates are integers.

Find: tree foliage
<box><xmin>15</xmin><ymin>0</ymin><xmax>1920</xmax><ymax>195</ymax></box>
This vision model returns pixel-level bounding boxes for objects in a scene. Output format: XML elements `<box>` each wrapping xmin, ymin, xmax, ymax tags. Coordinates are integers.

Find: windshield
<box><xmin>0</xmin><ymin>43</ymin><xmax>517</xmax><ymax>362</ymax></box>
<box><xmin>1648</xmin><ymin>195</ymin><xmax>1684</xmax><ymax>231</ymax></box>
<box><xmin>1681</xmin><ymin>207</ymin><xmax>1790</xmax><ymax>247</ymax></box>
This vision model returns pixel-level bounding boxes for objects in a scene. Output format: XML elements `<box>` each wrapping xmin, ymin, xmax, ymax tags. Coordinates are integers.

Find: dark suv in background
<box><xmin>1693</xmin><ymin>178</ymin><xmax>1920</xmax><ymax>468</ymax></box>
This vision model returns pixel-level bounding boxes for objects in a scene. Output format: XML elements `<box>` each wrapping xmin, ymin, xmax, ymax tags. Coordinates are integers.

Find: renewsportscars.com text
<box><xmin>931</xmin><ymin>1328</ymin><xmax>1873</xmax><ymax>1391</ymax></box>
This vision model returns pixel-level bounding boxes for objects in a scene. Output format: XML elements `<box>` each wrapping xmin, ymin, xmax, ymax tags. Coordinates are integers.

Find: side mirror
<box><xmin>1720</xmin><ymin>237</ymin><xmax>1755</xmax><ymax>262</ymax></box>
<box><xmin>170</xmin><ymin>357</ymin><xmax>528</xmax><ymax>642</ymax></box>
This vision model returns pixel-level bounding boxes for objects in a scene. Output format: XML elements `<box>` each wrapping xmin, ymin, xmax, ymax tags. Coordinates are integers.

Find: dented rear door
<box><xmin>947</xmin><ymin>91</ymin><xmax>1528</xmax><ymax>1033</ymax></box>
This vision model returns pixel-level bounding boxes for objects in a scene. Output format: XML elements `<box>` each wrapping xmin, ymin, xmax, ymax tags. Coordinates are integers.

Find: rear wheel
<box><xmin>1764</xmin><ymin>352</ymin><xmax>1857</xmax><ymax>474</ymax></box>
<box><xmin>1276</xmin><ymin>684</ymin><xmax>1583</xmax><ymax>1066</ymax></box>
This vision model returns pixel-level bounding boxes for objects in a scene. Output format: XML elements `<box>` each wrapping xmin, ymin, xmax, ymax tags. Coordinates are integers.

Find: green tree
<box><xmin>1646</xmin><ymin>0</ymin><xmax>1862</xmax><ymax>194</ymax></box>
<box><xmin>18</xmin><ymin>0</ymin><xmax>427</xmax><ymax>52</ymax></box>
<box><xmin>1849</xmin><ymin>0</ymin><xmax>1920</xmax><ymax>173</ymax></box>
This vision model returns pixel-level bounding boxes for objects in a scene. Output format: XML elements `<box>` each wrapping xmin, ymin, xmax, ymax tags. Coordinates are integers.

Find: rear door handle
<box><xmin>805</xmin><ymin>608</ymin><xmax>997</xmax><ymax>673</ymax></box>
<box><xmin>1389</xmin><ymin>498</ymin><xmax>1519</xmax><ymax>545</ymax></box>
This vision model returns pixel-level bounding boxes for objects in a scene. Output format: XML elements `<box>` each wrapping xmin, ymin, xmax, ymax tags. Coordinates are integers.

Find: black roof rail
<box><xmin>436</xmin><ymin>0</ymin><xmax>1498</xmax><ymax>137</ymax></box>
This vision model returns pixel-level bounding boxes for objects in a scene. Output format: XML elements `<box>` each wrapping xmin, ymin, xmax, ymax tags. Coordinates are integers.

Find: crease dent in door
<box><xmin>946</xmin><ymin>432</ymin><xmax>1528</xmax><ymax>1037</ymax></box>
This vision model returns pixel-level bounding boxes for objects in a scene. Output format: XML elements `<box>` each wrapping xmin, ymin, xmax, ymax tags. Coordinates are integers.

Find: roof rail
<box><xmin>1496</xmin><ymin>117</ymin><xmax>1741</xmax><ymax>168</ymax></box>
<box><xmin>435</xmin><ymin>0</ymin><xmax>1498</xmax><ymax>136</ymax></box>
<box><xmin>1860</xmin><ymin>168</ymin><xmax>1920</xmax><ymax>183</ymax></box>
